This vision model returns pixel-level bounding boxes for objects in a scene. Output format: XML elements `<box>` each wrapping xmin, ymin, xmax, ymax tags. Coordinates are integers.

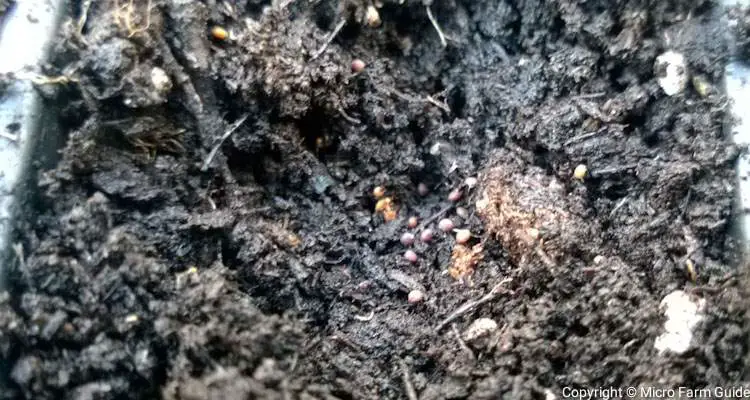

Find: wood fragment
<box><xmin>416</xmin><ymin>204</ymin><xmax>453</xmax><ymax>232</ymax></box>
<box><xmin>353</xmin><ymin>310</ymin><xmax>375</xmax><ymax>322</ymax></box>
<box><xmin>311</xmin><ymin>19</ymin><xmax>346</xmax><ymax>60</ymax></box>
<box><xmin>434</xmin><ymin>278</ymin><xmax>512</xmax><ymax>332</ymax></box>
<box><xmin>201</xmin><ymin>114</ymin><xmax>250</xmax><ymax>171</ymax></box>
<box><xmin>77</xmin><ymin>0</ymin><xmax>93</xmax><ymax>35</ymax></box>
<box><xmin>399</xmin><ymin>359</ymin><xmax>419</xmax><ymax>400</ymax></box>
<box><xmin>426</xmin><ymin>95</ymin><xmax>451</xmax><ymax>113</ymax></box>
<box><xmin>338</xmin><ymin>107</ymin><xmax>361</xmax><ymax>124</ymax></box>
<box><xmin>563</xmin><ymin>127</ymin><xmax>607</xmax><ymax>146</ymax></box>
<box><xmin>425</xmin><ymin>6</ymin><xmax>447</xmax><ymax>48</ymax></box>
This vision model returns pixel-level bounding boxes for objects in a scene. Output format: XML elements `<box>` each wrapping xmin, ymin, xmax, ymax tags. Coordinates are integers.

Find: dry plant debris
<box><xmin>448</xmin><ymin>243</ymin><xmax>484</xmax><ymax>281</ymax></box>
<box><xmin>476</xmin><ymin>158</ymin><xmax>602</xmax><ymax>266</ymax></box>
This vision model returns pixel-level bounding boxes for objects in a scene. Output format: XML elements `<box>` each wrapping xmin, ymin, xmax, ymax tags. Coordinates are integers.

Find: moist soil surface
<box><xmin>1</xmin><ymin>0</ymin><xmax>749</xmax><ymax>399</ymax></box>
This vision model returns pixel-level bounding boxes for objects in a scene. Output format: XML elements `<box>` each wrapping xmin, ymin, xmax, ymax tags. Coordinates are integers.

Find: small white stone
<box><xmin>150</xmin><ymin>67</ymin><xmax>172</xmax><ymax>94</ymax></box>
<box><xmin>653</xmin><ymin>290</ymin><xmax>705</xmax><ymax>355</ymax></box>
<box><xmin>429</xmin><ymin>142</ymin><xmax>442</xmax><ymax>155</ymax></box>
<box><xmin>365</xmin><ymin>5</ymin><xmax>381</xmax><ymax>28</ymax></box>
<box><xmin>463</xmin><ymin>318</ymin><xmax>498</xmax><ymax>341</ymax></box>
<box><xmin>655</xmin><ymin>51</ymin><xmax>688</xmax><ymax>96</ymax></box>
<box><xmin>407</xmin><ymin>289</ymin><xmax>425</xmax><ymax>303</ymax></box>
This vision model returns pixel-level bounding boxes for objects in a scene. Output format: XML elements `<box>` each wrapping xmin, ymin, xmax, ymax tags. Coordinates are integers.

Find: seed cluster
<box><xmin>379</xmin><ymin>179</ymin><xmax>479</xmax><ymax>269</ymax></box>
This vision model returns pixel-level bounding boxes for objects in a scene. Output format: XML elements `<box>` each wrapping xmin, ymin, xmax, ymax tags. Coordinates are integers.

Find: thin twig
<box><xmin>399</xmin><ymin>359</ymin><xmax>419</xmax><ymax>400</ymax></box>
<box><xmin>77</xmin><ymin>0</ymin><xmax>93</xmax><ymax>35</ymax></box>
<box><xmin>563</xmin><ymin>127</ymin><xmax>607</xmax><ymax>146</ymax></box>
<box><xmin>0</xmin><ymin>131</ymin><xmax>18</xmax><ymax>142</ymax></box>
<box><xmin>124</xmin><ymin>0</ymin><xmax>152</xmax><ymax>37</ymax></box>
<box><xmin>572</xmin><ymin>92</ymin><xmax>606</xmax><ymax>99</ymax></box>
<box><xmin>451</xmin><ymin>323</ymin><xmax>475</xmax><ymax>360</ymax></box>
<box><xmin>12</xmin><ymin>242</ymin><xmax>25</xmax><ymax>271</ymax></box>
<box><xmin>609</xmin><ymin>196</ymin><xmax>629</xmax><ymax>217</ymax></box>
<box><xmin>426</xmin><ymin>95</ymin><xmax>451</xmax><ymax>113</ymax></box>
<box><xmin>376</xmin><ymin>84</ymin><xmax>451</xmax><ymax>113</ymax></box>
<box><xmin>201</xmin><ymin>114</ymin><xmax>250</xmax><ymax>171</ymax></box>
<box><xmin>435</xmin><ymin>278</ymin><xmax>512</xmax><ymax>332</ymax></box>
<box><xmin>329</xmin><ymin>333</ymin><xmax>363</xmax><ymax>352</ymax></box>
<box><xmin>311</xmin><ymin>19</ymin><xmax>346</xmax><ymax>60</ymax></box>
<box><xmin>338</xmin><ymin>107</ymin><xmax>361</xmax><ymax>124</ymax></box>
<box><xmin>425</xmin><ymin>6</ymin><xmax>447</xmax><ymax>48</ymax></box>
<box><xmin>353</xmin><ymin>310</ymin><xmax>375</xmax><ymax>322</ymax></box>
<box><xmin>416</xmin><ymin>204</ymin><xmax>454</xmax><ymax>231</ymax></box>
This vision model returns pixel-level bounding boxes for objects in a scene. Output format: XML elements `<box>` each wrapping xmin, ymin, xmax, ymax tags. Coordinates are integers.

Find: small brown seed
<box><xmin>373</xmin><ymin>186</ymin><xmax>386</xmax><ymax>198</ymax></box>
<box><xmin>357</xmin><ymin>280</ymin><xmax>372</xmax><ymax>290</ymax></box>
<box><xmin>401</xmin><ymin>232</ymin><xmax>415</xmax><ymax>246</ymax></box>
<box><xmin>420</xmin><ymin>229</ymin><xmax>434</xmax><ymax>242</ymax></box>
<box><xmin>404</xmin><ymin>250</ymin><xmax>418</xmax><ymax>263</ymax></box>
<box><xmin>438</xmin><ymin>218</ymin><xmax>454</xmax><ymax>232</ymax></box>
<box><xmin>407</xmin><ymin>216</ymin><xmax>418</xmax><ymax>228</ymax></box>
<box><xmin>351</xmin><ymin>59</ymin><xmax>366</xmax><ymax>73</ymax></box>
<box><xmin>418</xmin><ymin>183</ymin><xmax>429</xmax><ymax>196</ymax></box>
<box><xmin>448</xmin><ymin>189</ymin><xmax>462</xmax><ymax>202</ymax></box>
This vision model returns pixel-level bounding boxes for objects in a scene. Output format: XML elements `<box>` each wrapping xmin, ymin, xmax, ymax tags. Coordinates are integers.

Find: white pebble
<box><xmin>654</xmin><ymin>290</ymin><xmax>705</xmax><ymax>355</ymax></box>
<box><xmin>655</xmin><ymin>51</ymin><xmax>688</xmax><ymax>96</ymax></box>
<box><xmin>463</xmin><ymin>318</ymin><xmax>498</xmax><ymax>341</ymax></box>
<box><xmin>454</xmin><ymin>229</ymin><xmax>471</xmax><ymax>244</ymax></box>
<box><xmin>150</xmin><ymin>67</ymin><xmax>172</xmax><ymax>94</ymax></box>
<box><xmin>407</xmin><ymin>289</ymin><xmax>425</xmax><ymax>303</ymax></box>
<box><xmin>365</xmin><ymin>5</ymin><xmax>381</xmax><ymax>27</ymax></box>
<box><xmin>456</xmin><ymin>207</ymin><xmax>469</xmax><ymax>219</ymax></box>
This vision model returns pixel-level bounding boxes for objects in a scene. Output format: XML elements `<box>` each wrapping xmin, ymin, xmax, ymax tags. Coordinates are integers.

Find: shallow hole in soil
<box><xmin>246</xmin><ymin>0</ymin><xmax>272</xmax><ymax>18</ymax></box>
<box><xmin>448</xmin><ymin>85</ymin><xmax>467</xmax><ymax>117</ymax></box>
<box><xmin>226</xmin><ymin>145</ymin><xmax>282</xmax><ymax>186</ymax></box>
<box><xmin>297</xmin><ymin>108</ymin><xmax>340</xmax><ymax>162</ymax></box>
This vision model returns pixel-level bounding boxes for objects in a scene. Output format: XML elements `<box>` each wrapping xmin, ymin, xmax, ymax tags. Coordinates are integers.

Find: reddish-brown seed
<box><xmin>404</xmin><ymin>250</ymin><xmax>418</xmax><ymax>263</ymax></box>
<box><xmin>401</xmin><ymin>232</ymin><xmax>415</xmax><ymax>246</ymax></box>
<box><xmin>351</xmin><ymin>59</ymin><xmax>366</xmax><ymax>73</ymax></box>
<box><xmin>373</xmin><ymin>186</ymin><xmax>386</xmax><ymax>199</ymax></box>
<box><xmin>448</xmin><ymin>189</ymin><xmax>463</xmax><ymax>202</ymax></box>
<box><xmin>420</xmin><ymin>229</ymin><xmax>434</xmax><ymax>242</ymax></box>
<box><xmin>408</xmin><ymin>289</ymin><xmax>425</xmax><ymax>303</ymax></box>
<box><xmin>407</xmin><ymin>216</ymin><xmax>418</xmax><ymax>228</ymax></box>
<box><xmin>418</xmin><ymin>183</ymin><xmax>429</xmax><ymax>196</ymax></box>
<box><xmin>357</xmin><ymin>280</ymin><xmax>372</xmax><ymax>291</ymax></box>
<box><xmin>438</xmin><ymin>218</ymin><xmax>454</xmax><ymax>232</ymax></box>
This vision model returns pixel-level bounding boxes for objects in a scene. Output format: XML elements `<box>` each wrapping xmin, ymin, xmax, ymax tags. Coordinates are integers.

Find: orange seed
<box><xmin>211</xmin><ymin>26</ymin><xmax>229</xmax><ymax>41</ymax></box>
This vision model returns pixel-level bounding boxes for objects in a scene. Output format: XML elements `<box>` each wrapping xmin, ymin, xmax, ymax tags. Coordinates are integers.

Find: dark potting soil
<box><xmin>1</xmin><ymin>0</ymin><xmax>748</xmax><ymax>398</ymax></box>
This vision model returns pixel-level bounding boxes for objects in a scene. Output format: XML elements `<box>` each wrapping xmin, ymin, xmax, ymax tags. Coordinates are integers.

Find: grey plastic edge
<box><xmin>0</xmin><ymin>0</ymin><xmax>66</xmax><ymax>290</ymax></box>
<box><xmin>724</xmin><ymin>0</ymin><xmax>750</xmax><ymax>257</ymax></box>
